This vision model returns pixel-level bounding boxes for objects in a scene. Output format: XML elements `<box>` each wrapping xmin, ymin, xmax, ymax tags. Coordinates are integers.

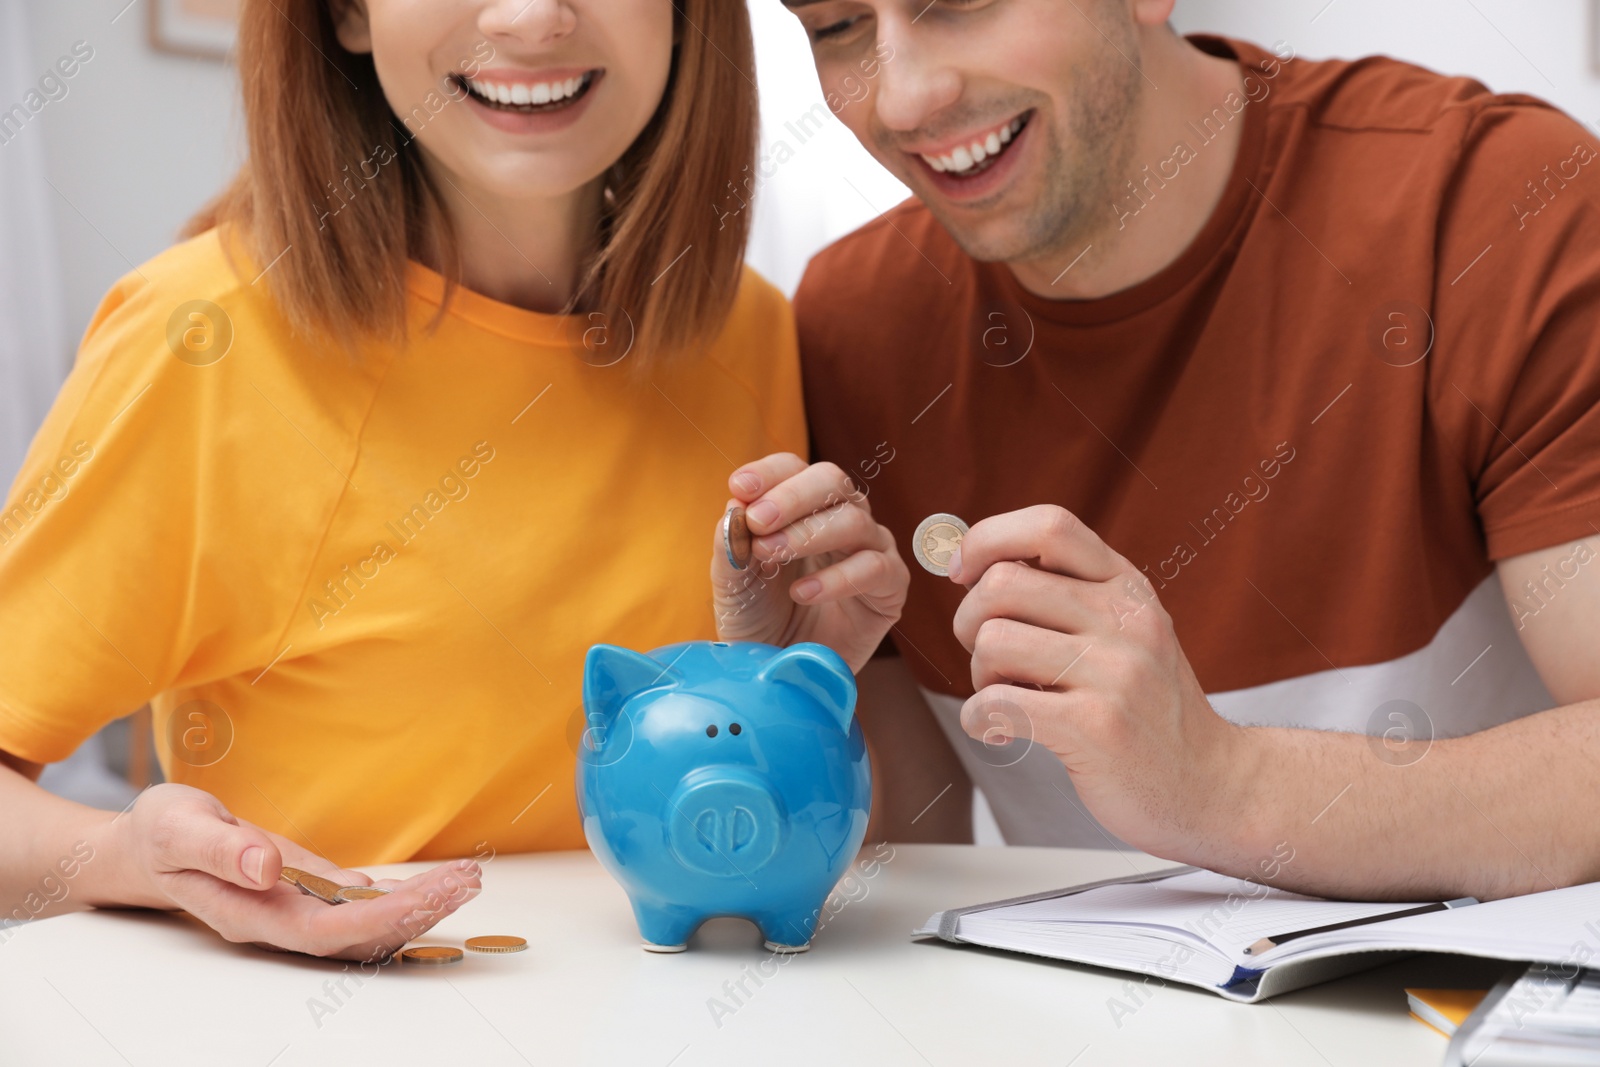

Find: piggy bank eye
<box><xmin>705</xmin><ymin>725</ymin><xmax>718</xmax><ymax>738</ymax></box>
<box><xmin>729</xmin><ymin>723</ymin><xmax>742</xmax><ymax>735</ymax></box>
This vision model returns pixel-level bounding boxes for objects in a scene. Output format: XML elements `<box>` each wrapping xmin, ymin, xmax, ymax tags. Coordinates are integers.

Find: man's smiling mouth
<box><xmin>452</xmin><ymin>70</ymin><xmax>600</xmax><ymax>112</ymax></box>
<box><xmin>916</xmin><ymin>111</ymin><xmax>1033</xmax><ymax>177</ymax></box>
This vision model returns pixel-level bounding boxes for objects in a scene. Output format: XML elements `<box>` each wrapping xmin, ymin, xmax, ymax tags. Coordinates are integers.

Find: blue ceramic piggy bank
<box><xmin>576</xmin><ymin>640</ymin><xmax>871</xmax><ymax>953</ymax></box>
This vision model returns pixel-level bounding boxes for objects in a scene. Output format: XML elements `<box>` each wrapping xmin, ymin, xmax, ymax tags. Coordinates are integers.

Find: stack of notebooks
<box><xmin>914</xmin><ymin>866</ymin><xmax>1600</xmax><ymax>1003</ymax></box>
<box><xmin>1445</xmin><ymin>965</ymin><xmax>1600</xmax><ymax>1066</ymax></box>
<box><xmin>1407</xmin><ymin>987</ymin><xmax>1485</xmax><ymax>1036</ymax></box>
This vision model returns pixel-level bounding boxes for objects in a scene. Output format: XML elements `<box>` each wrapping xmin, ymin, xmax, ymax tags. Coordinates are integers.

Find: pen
<box><xmin>1244</xmin><ymin>897</ymin><xmax>1478</xmax><ymax>956</ymax></box>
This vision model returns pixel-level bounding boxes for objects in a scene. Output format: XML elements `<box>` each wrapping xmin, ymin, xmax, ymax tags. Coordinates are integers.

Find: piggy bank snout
<box><xmin>666</xmin><ymin>773</ymin><xmax>784</xmax><ymax>877</ymax></box>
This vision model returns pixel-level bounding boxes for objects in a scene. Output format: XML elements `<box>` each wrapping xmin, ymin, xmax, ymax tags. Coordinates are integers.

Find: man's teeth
<box><xmin>466</xmin><ymin>74</ymin><xmax>587</xmax><ymax>107</ymax></box>
<box><xmin>921</xmin><ymin>117</ymin><xmax>1025</xmax><ymax>175</ymax></box>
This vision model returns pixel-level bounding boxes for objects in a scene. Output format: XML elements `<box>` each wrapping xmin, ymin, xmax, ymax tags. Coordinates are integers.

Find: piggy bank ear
<box><xmin>756</xmin><ymin>643</ymin><xmax>857</xmax><ymax>733</ymax></box>
<box><xmin>584</xmin><ymin>645</ymin><xmax>678</xmax><ymax>726</ymax></box>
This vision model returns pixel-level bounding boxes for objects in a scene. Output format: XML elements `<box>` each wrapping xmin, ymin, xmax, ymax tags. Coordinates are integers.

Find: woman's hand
<box><xmin>97</xmin><ymin>783</ymin><xmax>480</xmax><ymax>962</ymax></box>
<box><xmin>711</xmin><ymin>453</ymin><xmax>908</xmax><ymax>673</ymax></box>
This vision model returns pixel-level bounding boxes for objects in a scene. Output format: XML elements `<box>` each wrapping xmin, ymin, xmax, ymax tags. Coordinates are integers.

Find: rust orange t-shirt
<box><xmin>0</xmin><ymin>229</ymin><xmax>806</xmax><ymax>864</ymax></box>
<box><xmin>797</xmin><ymin>37</ymin><xmax>1600</xmax><ymax>845</ymax></box>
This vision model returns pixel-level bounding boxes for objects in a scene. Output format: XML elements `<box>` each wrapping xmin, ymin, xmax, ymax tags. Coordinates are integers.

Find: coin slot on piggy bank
<box><xmin>576</xmin><ymin>640</ymin><xmax>871</xmax><ymax>953</ymax></box>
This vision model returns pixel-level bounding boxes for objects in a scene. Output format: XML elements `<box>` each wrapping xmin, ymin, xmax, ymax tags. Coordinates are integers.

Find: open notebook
<box><xmin>914</xmin><ymin>867</ymin><xmax>1600</xmax><ymax>1002</ymax></box>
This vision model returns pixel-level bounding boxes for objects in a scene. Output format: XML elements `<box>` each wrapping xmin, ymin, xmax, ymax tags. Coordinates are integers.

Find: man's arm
<box><xmin>951</xmin><ymin>506</ymin><xmax>1600</xmax><ymax>901</ymax></box>
<box><xmin>858</xmin><ymin>653</ymin><xmax>973</xmax><ymax>844</ymax></box>
<box><xmin>1203</xmin><ymin>539</ymin><xmax>1600</xmax><ymax>900</ymax></box>
<box><xmin>1497</xmin><ymin>541</ymin><xmax>1600</xmax><ymax>705</ymax></box>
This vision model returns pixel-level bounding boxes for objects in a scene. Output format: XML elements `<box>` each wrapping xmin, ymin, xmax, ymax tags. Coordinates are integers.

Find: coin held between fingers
<box><xmin>722</xmin><ymin>505</ymin><xmax>752</xmax><ymax>570</ymax></box>
<box><xmin>914</xmin><ymin>513</ymin><xmax>969</xmax><ymax>576</ymax></box>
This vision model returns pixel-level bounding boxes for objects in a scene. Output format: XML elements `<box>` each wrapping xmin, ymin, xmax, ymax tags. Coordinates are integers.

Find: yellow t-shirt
<box><xmin>0</xmin><ymin>229</ymin><xmax>806</xmax><ymax>864</ymax></box>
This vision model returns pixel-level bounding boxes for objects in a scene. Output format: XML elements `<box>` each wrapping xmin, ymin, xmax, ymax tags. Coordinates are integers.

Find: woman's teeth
<box><xmin>920</xmin><ymin>116</ymin><xmax>1027</xmax><ymax>176</ymax></box>
<box><xmin>464</xmin><ymin>73</ymin><xmax>591</xmax><ymax>109</ymax></box>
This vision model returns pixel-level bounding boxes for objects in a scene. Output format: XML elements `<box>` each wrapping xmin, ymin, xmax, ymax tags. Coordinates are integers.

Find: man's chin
<box><xmin>923</xmin><ymin>208</ymin><xmax>1056</xmax><ymax>267</ymax></box>
<box><xmin>910</xmin><ymin>181</ymin><xmax>1095</xmax><ymax>273</ymax></box>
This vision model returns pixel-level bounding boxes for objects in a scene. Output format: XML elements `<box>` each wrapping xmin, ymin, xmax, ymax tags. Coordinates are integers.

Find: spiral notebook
<box><xmin>913</xmin><ymin>867</ymin><xmax>1600</xmax><ymax>1002</ymax></box>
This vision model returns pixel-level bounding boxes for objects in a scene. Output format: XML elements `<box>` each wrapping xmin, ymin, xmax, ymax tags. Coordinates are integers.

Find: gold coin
<box><xmin>401</xmin><ymin>946</ymin><xmax>464</xmax><ymax>965</ymax></box>
<box><xmin>334</xmin><ymin>886</ymin><xmax>392</xmax><ymax>902</ymax></box>
<box><xmin>278</xmin><ymin>865</ymin><xmax>310</xmax><ymax>886</ymax></box>
<box><xmin>292</xmin><ymin>870</ymin><xmax>346</xmax><ymax>905</ymax></box>
<box><xmin>912</xmin><ymin>513</ymin><xmax>969</xmax><ymax>576</ymax></box>
<box><xmin>722</xmin><ymin>506</ymin><xmax>753</xmax><ymax>571</ymax></box>
<box><xmin>465</xmin><ymin>935</ymin><xmax>528</xmax><ymax>954</ymax></box>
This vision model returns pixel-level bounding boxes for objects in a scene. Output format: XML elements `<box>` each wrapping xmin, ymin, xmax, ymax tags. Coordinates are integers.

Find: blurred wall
<box><xmin>24</xmin><ymin>2</ymin><xmax>240</xmax><ymax>373</ymax></box>
<box><xmin>1171</xmin><ymin>0</ymin><xmax>1600</xmax><ymax>122</ymax></box>
<box><xmin>1</xmin><ymin>1</ymin><xmax>66</xmax><ymax>487</ymax></box>
<box><xmin>745</xmin><ymin>0</ymin><xmax>910</xmax><ymax>294</ymax></box>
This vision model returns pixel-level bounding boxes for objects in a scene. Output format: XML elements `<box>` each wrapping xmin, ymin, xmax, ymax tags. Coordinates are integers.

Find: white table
<box><xmin>0</xmin><ymin>845</ymin><xmax>1506</xmax><ymax>1066</ymax></box>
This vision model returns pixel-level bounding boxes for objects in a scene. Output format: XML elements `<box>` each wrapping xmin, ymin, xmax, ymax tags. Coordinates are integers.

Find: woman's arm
<box><xmin>0</xmin><ymin>748</ymin><xmax>483</xmax><ymax>959</ymax></box>
<box><xmin>0</xmin><ymin>750</ymin><xmax>134</xmax><ymax>918</ymax></box>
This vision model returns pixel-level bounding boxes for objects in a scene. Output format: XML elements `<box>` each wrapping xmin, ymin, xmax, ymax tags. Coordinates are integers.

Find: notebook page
<box><xmin>1273</xmin><ymin>879</ymin><xmax>1600</xmax><ymax>964</ymax></box>
<box><xmin>986</xmin><ymin>869</ymin><xmax>1434</xmax><ymax>957</ymax></box>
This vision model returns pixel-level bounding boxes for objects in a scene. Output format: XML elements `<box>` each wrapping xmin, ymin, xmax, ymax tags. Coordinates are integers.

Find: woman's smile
<box><xmin>454</xmin><ymin>67</ymin><xmax>600</xmax><ymax>112</ymax></box>
<box><xmin>453</xmin><ymin>66</ymin><xmax>606</xmax><ymax>135</ymax></box>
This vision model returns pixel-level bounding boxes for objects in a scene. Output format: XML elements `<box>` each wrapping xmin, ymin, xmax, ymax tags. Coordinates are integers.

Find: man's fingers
<box><xmin>728</xmin><ymin>453</ymin><xmax>809</xmax><ymax>503</ymax></box>
<box><xmin>958</xmin><ymin>684</ymin><xmax>1077</xmax><ymax>754</ymax></box>
<box><xmin>152</xmin><ymin>796</ymin><xmax>283</xmax><ymax>891</ymax></box>
<box><xmin>951</xmin><ymin>563</ymin><xmax>1113</xmax><ymax>651</ymax></box>
<box><xmin>969</xmin><ymin>618</ymin><xmax>1094</xmax><ymax>692</ymax></box>
<box><xmin>742</xmin><ymin>461</ymin><xmax>863</xmax><ymax>536</ymax></box>
<box><xmin>951</xmin><ymin>505</ymin><xmax>1125</xmax><ymax>586</ymax></box>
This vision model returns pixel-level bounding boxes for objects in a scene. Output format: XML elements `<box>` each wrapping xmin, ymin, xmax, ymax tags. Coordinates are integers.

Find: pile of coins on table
<box><xmin>279</xmin><ymin>866</ymin><xmax>527</xmax><ymax>966</ymax></box>
<box><xmin>396</xmin><ymin>938</ymin><xmax>529</xmax><ymax>966</ymax></box>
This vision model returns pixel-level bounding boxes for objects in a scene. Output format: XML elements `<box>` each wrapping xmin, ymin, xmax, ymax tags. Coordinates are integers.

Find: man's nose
<box><xmin>871</xmin><ymin>29</ymin><xmax>963</xmax><ymax>134</ymax></box>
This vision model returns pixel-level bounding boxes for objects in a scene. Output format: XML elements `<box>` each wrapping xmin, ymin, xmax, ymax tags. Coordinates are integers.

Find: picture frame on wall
<box><xmin>148</xmin><ymin>0</ymin><xmax>240</xmax><ymax>61</ymax></box>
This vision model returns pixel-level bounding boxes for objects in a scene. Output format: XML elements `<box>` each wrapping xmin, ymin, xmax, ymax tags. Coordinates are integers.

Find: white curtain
<box><xmin>0</xmin><ymin>0</ymin><xmax>68</xmax><ymax>490</ymax></box>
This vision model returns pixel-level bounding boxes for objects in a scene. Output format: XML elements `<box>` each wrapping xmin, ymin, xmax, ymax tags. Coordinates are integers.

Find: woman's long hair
<box><xmin>186</xmin><ymin>1</ymin><xmax>758</xmax><ymax>359</ymax></box>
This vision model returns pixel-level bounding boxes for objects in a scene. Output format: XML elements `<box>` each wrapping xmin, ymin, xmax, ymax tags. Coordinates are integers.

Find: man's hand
<box><xmin>949</xmin><ymin>505</ymin><xmax>1246</xmax><ymax>859</ymax></box>
<box><xmin>712</xmin><ymin>453</ymin><xmax>908</xmax><ymax>673</ymax></box>
<box><xmin>96</xmin><ymin>783</ymin><xmax>480</xmax><ymax>961</ymax></box>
